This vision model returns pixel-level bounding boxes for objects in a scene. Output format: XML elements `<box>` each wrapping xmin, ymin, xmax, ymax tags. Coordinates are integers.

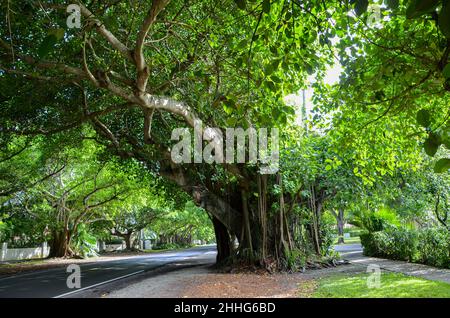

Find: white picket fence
<box><xmin>0</xmin><ymin>239</ymin><xmax>157</xmax><ymax>262</ymax></box>
<box><xmin>0</xmin><ymin>242</ymin><xmax>50</xmax><ymax>262</ymax></box>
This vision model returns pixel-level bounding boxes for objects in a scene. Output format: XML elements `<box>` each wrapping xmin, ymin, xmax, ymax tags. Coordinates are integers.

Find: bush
<box><xmin>283</xmin><ymin>248</ymin><xmax>307</xmax><ymax>271</ymax></box>
<box><xmin>385</xmin><ymin>226</ymin><xmax>419</xmax><ymax>262</ymax></box>
<box><xmin>417</xmin><ymin>228</ymin><xmax>450</xmax><ymax>268</ymax></box>
<box><xmin>360</xmin><ymin>232</ymin><xmax>378</xmax><ymax>256</ymax></box>
<box><xmin>365</xmin><ymin>213</ymin><xmax>386</xmax><ymax>232</ymax></box>
<box><xmin>360</xmin><ymin>226</ymin><xmax>449</xmax><ymax>269</ymax></box>
<box><xmin>320</xmin><ymin>217</ymin><xmax>335</xmax><ymax>256</ymax></box>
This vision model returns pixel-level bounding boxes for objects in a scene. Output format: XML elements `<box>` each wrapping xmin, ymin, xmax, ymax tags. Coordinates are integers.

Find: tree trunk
<box><xmin>160</xmin><ymin>164</ymin><xmax>328</xmax><ymax>268</ymax></box>
<box><xmin>337</xmin><ymin>208</ymin><xmax>345</xmax><ymax>244</ymax></box>
<box><xmin>212</xmin><ymin>216</ymin><xmax>232</xmax><ymax>264</ymax></box>
<box><xmin>241</xmin><ymin>190</ymin><xmax>253</xmax><ymax>251</ymax></box>
<box><xmin>48</xmin><ymin>229</ymin><xmax>70</xmax><ymax>258</ymax></box>
<box><xmin>124</xmin><ymin>233</ymin><xmax>133</xmax><ymax>250</ymax></box>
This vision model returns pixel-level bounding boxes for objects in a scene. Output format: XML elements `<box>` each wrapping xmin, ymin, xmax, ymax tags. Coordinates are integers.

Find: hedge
<box><xmin>360</xmin><ymin>227</ymin><xmax>450</xmax><ymax>269</ymax></box>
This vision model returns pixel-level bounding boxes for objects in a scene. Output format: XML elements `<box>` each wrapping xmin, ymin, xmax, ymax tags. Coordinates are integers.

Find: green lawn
<box><xmin>312</xmin><ymin>272</ymin><xmax>450</xmax><ymax>298</ymax></box>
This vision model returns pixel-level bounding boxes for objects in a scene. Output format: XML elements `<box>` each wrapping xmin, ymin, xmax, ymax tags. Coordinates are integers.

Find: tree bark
<box><xmin>331</xmin><ymin>208</ymin><xmax>345</xmax><ymax>244</ymax></box>
<box><xmin>48</xmin><ymin>229</ymin><xmax>70</xmax><ymax>258</ymax></box>
<box><xmin>337</xmin><ymin>208</ymin><xmax>345</xmax><ymax>244</ymax></box>
<box><xmin>212</xmin><ymin>216</ymin><xmax>232</xmax><ymax>264</ymax></box>
<box><xmin>123</xmin><ymin>233</ymin><xmax>133</xmax><ymax>250</ymax></box>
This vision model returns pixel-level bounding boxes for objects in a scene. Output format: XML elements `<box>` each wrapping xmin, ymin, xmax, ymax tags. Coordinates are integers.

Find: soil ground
<box><xmin>106</xmin><ymin>264</ymin><xmax>317</xmax><ymax>298</ymax></box>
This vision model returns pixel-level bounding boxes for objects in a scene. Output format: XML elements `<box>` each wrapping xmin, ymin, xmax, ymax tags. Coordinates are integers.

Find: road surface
<box><xmin>0</xmin><ymin>246</ymin><xmax>216</xmax><ymax>298</ymax></box>
<box><xmin>334</xmin><ymin>243</ymin><xmax>363</xmax><ymax>256</ymax></box>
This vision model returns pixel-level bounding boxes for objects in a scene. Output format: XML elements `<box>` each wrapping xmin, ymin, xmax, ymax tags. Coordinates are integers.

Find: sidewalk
<box><xmin>339</xmin><ymin>245</ymin><xmax>450</xmax><ymax>284</ymax></box>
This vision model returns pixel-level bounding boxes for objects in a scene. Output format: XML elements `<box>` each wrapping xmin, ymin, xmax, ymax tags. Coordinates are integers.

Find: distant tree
<box><xmin>110</xmin><ymin>207</ymin><xmax>163</xmax><ymax>250</ymax></box>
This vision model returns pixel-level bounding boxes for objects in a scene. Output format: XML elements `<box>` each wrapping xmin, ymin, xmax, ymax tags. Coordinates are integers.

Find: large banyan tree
<box><xmin>2</xmin><ymin>0</ymin><xmax>449</xmax><ymax>266</ymax></box>
<box><xmin>0</xmin><ymin>0</ymin><xmax>337</xmax><ymax>266</ymax></box>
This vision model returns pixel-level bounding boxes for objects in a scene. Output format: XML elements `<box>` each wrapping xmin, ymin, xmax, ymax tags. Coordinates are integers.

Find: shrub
<box><xmin>320</xmin><ymin>218</ymin><xmax>335</xmax><ymax>256</ymax></box>
<box><xmin>368</xmin><ymin>214</ymin><xmax>385</xmax><ymax>232</ymax></box>
<box><xmin>283</xmin><ymin>248</ymin><xmax>307</xmax><ymax>271</ymax></box>
<box><xmin>384</xmin><ymin>226</ymin><xmax>419</xmax><ymax>262</ymax></box>
<box><xmin>417</xmin><ymin>228</ymin><xmax>450</xmax><ymax>268</ymax></box>
<box><xmin>360</xmin><ymin>226</ymin><xmax>449</xmax><ymax>269</ymax></box>
<box><xmin>360</xmin><ymin>232</ymin><xmax>378</xmax><ymax>256</ymax></box>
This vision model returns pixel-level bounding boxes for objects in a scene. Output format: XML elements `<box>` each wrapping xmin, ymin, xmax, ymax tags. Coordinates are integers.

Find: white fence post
<box><xmin>41</xmin><ymin>242</ymin><xmax>48</xmax><ymax>258</ymax></box>
<box><xmin>1</xmin><ymin>243</ymin><xmax>7</xmax><ymax>261</ymax></box>
<box><xmin>97</xmin><ymin>241</ymin><xmax>106</xmax><ymax>252</ymax></box>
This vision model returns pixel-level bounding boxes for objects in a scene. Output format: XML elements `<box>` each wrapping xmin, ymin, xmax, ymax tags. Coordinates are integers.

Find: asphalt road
<box><xmin>334</xmin><ymin>243</ymin><xmax>364</xmax><ymax>260</ymax></box>
<box><xmin>0</xmin><ymin>246</ymin><xmax>216</xmax><ymax>298</ymax></box>
<box><xmin>334</xmin><ymin>243</ymin><xmax>363</xmax><ymax>253</ymax></box>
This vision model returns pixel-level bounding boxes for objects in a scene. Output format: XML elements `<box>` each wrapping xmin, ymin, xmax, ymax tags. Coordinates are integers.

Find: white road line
<box><xmin>53</xmin><ymin>270</ymin><xmax>145</xmax><ymax>298</ymax></box>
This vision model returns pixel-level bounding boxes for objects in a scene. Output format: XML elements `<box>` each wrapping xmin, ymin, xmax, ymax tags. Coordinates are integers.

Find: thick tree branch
<box><xmin>135</xmin><ymin>0</ymin><xmax>170</xmax><ymax>94</ymax></box>
<box><xmin>78</xmin><ymin>3</ymin><xmax>134</xmax><ymax>61</ymax></box>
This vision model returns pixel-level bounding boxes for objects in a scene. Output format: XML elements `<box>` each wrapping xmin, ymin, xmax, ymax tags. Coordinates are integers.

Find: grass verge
<box><xmin>311</xmin><ymin>272</ymin><xmax>450</xmax><ymax>298</ymax></box>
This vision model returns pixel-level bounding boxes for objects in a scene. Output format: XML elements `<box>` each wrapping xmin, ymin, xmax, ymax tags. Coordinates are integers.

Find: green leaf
<box><xmin>235</xmin><ymin>57</ymin><xmax>244</xmax><ymax>68</ymax></box>
<box><xmin>265</xmin><ymin>64</ymin><xmax>274</xmax><ymax>76</ymax></box>
<box><xmin>271</xmin><ymin>107</ymin><xmax>281</xmax><ymax>119</ymax></box>
<box><xmin>237</xmin><ymin>39</ymin><xmax>247</xmax><ymax>49</ymax></box>
<box><xmin>439</xmin><ymin>128</ymin><xmax>450</xmax><ymax>149</ymax></box>
<box><xmin>265</xmin><ymin>59</ymin><xmax>281</xmax><ymax>76</ymax></box>
<box><xmin>434</xmin><ymin>158</ymin><xmax>450</xmax><ymax>173</ymax></box>
<box><xmin>442</xmin><ymin>135</ymin><xmax>450</xmax><ymax>149</ymax></box>
<box><xmin>223</xmin><ymin>104</ymin><xmax>233</xmax><ymax>115</ymax></box>
<box><xmin>265</xmin><ymin>80</ymin><xmax>276</xmax><ymax>91</ymax></box>
<box><xmin>440</xmin><ymin>4</ymin><xmax>450</xmax><ymax>38</ymax></box>
<box><xmin>50</xmin><ymin>28</ymin><xmax>66</xmax><ymax>41</ymax></box>
<box><xmin>443</xmin><ymin>64</ymin><xmax>450</xmax><ymax>79</ymax></box>
<box><xmin>416</xmin><ymin>109</ymin><xmax>431</xmax><ymax>128</ymax></box>
<box><xmin>234</xmin><ymin>0</ymin><xmax>246</xmax><ymax>10</ymax></box>
<box><xmin>353</xmin><ymin>167</ymin><xmax>359</xmax><ymax>174</ymax></box>
<box><xmin>354</xmin><ymin>0</ymin><xmax>369</xmax><ymax>16</ymax></box>
<box><xmin>54</xmin><ymin>28</ymin><xmax>66</xmax><ymax>41</ymax></box>
<box><xmin>283</xmin><ymin>105</ymin><xmax>295</xmax><ymax>115</ymax></box>
<box><xmin>271</xmin><ymin>75</ymin><xmax>282</xmax><ymax>83</ymax></box>
<box><xmin>38</xmin><ymin>34</ymin><xmax>58</xmax><ymax>59</ymax></box>
<box><xmin>423</xmin><ymin>133</ymin><xmax>441</xmax><ymax>157</ymax></box>
<box><xmin>325</xmin><ymin>165</ymin><xmax>332</xmax><ymax>171</ymax></box>
<box><xmin>226</xmin><ymin>117</ymin><xmax>237</xmax><ymax>126</ymax></box>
